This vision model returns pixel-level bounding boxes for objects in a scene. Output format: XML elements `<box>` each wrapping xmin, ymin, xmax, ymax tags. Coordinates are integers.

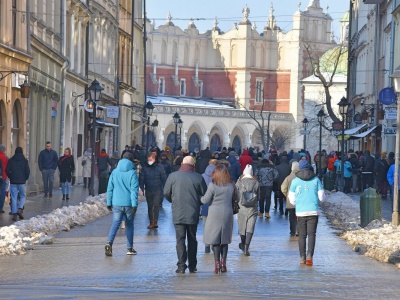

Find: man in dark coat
<box><xmin>164</xmin><ymin>156</ymin><xmax>207</xmax><ymax>274</ymax></box>
<box><xmin>275</xmin><ymin>156</ymin><xmax>291</xmax><ymax>214</ymax></box>
<box><xmin>195</xmin><ymin>149</ymin><xmax>211</xmax><ymax>174</ymax></box>
<box><xmin>6</xmin><ymin>147</ymin><xmax>30</xmax><ymax>221</ymax></box>
<box><xmin>227</xmin><ymin>151</ymin><xmax>241</xmax><ymax>182</ymax></box>
<box><xmin>361</xmin><ymin>150</ymin><xmax>375</xmax><ymax>189</ymax></box>
<box><xmin>38</xmin><ymin>141</ymin><xmax>58</xmax><ymax>199</ymax></box>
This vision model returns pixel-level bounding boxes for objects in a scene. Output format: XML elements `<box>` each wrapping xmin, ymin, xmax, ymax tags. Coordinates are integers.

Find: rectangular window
<box><xmin>198</xmin><ymin>81</ymin><xmax>203</xmax><ymax>97</ymax></box>
<box><xmin>159</xmin><ymin>77</ymin><xmax>165</xmax><ymax>95</ymax></box>
<box><xmin>180</xmin><ymin>79</ymin><xmax>186</xmax><ymax>96</ymax></box>
<box><xmin>255</xmin><ymin>79</ymin><xmax>263</xmax><ymax>103</ymax></box>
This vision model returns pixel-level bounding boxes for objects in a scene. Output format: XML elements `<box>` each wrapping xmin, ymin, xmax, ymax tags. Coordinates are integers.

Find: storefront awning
<box><xmin>96</xmin><ymin>120</ymin><xmax>119</xmax><ymax>128</ymax></box>
<box><xmin>348</xmin><ymin>126</ymin><xmax>377</xmax><ymax>140</ymax></box>
<box><xmin>344</xmin><ymin>123</ymin><xmax>367</xmax><ymax>135</ymax></box>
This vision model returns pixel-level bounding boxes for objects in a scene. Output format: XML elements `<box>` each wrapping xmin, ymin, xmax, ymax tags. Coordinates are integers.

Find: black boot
<box><xmin>244</xmin><ymin>245</ymin><xmax>250</xmax><ymax>256</ymax></box>
<box><xmin>66</xmin><ymin>194</ymin><xmax>69</xmax><ymax>200</ymax></box>
<box><xmin>62</xmin><ymin>194</ymin><xmax>66</xmax><ymax>200</ymax></box>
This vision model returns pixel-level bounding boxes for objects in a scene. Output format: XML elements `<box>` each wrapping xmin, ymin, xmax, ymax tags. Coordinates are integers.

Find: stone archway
<box><xmin>11</xmin><ymin>99</ymin><xmax>23</xmax><ymax>153</ymax></box>
<box><xmin>232</xmin><ymin>135</ymin><xmax>241</xmax><ymax>153</ymax></box>
<box><xmin>210</xmin><ymin>134</ymin><xmax>222</xmax><ymax>152</ymax></box>
<box><xmin>65</xmin><ymin>105</ymin><xmax>72</xmax><ymax>149</ymax></box>
<box><xmin>188</xmin><ymin>132</ymin><xmax>200</xmax><ymax>152</ymax></box>
<box><xmin>186</xmin><ymin>120</ymin><xmax>206</xmax><ymax>150</ymax></box>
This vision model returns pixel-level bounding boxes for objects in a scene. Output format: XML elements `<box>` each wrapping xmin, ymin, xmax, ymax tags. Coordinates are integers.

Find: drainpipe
<box><xmin>59</xmin><ymin>0</ymin><xmax>70</xmax><ymax>155</ymax></box>
<box><xmin>142</xmin><ymin>0</ymin><xmax>147</xmax><ymax>147</ymax></box>
<box><xmin>389</xmin><ymin>0</ymin><xmax>396</xmax><ymax>76</ymax></box>
<box><xmin>26</xmin><ymin>0</ymin><xmax>31</xmax><ymax>160</ymax></box>
<box><xmin>114</xmin><ymin>3</ymin><xmax>120</xmax><ymax>151</ymax></box>
<box><xmin>372</xmin><ymin>4</ymin><xmax>380</xmax><ymax>154</ymax></box>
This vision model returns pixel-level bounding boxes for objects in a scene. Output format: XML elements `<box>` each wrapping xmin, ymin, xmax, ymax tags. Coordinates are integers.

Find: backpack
<box><xmin>81</xmin><ymin>159</ymin><xmax>86</xmax><ymax>166</ymax></box>
<box><xmin>241</xmin><ymin>191</ymin><xmax>258</xmax><ymax>207</ymax></box>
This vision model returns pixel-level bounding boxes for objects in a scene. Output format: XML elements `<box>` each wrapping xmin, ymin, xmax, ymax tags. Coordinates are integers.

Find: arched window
<box><xmin>194</xmin><ymin>44</ymin><xmax>200</xmax><ymax>66</ymax></box>
<box><xmin>261</xmin><ymin>45</ymin><xmax>265</xmax><ymax>68</ymax></box>
<box><xmin>232</xmin><ymin>135</ymin><xmax>241</xmax><ymax>153</ymax></box>
<box><xmin>184</xmin><ymin>43</ymin><xmax>189</xmax><ymax>66</ymax></box>
<box><xmin>161</xmin><ymin>40</ymin><xmax>167</xmax><ymax>64</ymax></box>
<box><xmin>11</xmin><ymin>99</ymin><xmax>22</xmax><ymax>151</ymax></box>
<box><xmin>210</xmin><ymin>134</ymin><xmax>221</xmax><ymax>152</ymax></box>
<box><xmin>188</xmin><ymin>133</ymin><xmax>200</xmax><ymax>152</ymax></box>
<box><xmin>250</xmin><ymin>45</ymin><xmax>256</xmax><ymax>67</ymax></box>
<box><xmin>230</xmin><ymin>45</ymin><xmax>237</xmax><ymax>67</ymax></box>
<box><xmin>172</xmin><ymin>40</ymin><xmax>178</xmax><ymax>62</ymax></box>
<box><xmin>166</xmin><ymin>132</ymin><xmax>176</xmax><ymax>150</ymax></box>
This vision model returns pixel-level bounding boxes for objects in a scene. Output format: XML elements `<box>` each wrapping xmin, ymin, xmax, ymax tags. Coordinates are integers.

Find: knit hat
<box><xmin>229</xmin><ymin>151</ymin><xmax>236</xmax><ymax>157</ymax></box>
<box><xmin>101</xmin><ymin>149</ymin><xmax>106</xmax><ymax>153</ymax></box>
<box><xmin>182</xmin><ymin>156</ymin><xmax>195</xmax><ymax>165</ymax></box>
<box><xmin>299</xmin><ymin>160</ymin><xmax>309</xmax><ymax>170</ymax></box>
<box><xmin>291</xmin><ymin>161</ymin><xmax>300</xmax><ymax>171</ymax></box>
<box><xmin>15</xmin><ymin>147</ymin><xmax>23</xmax><ymax>154</ymax></box>
<box><xmin>165</xmin><ymin>146</ymin><xmax>170</xmax><ymax>151</ymax></box>
<box><xmin>86</xmin><ymin>148</ymin><xmax>92</xmax><ymax>154</ymax></box>
<box><xmin>112</xmin><ymin>150</ymin><xmax>119</xmax><ymax>159</ymax></box>
<box><xmin>0</xmin><ymin>144</ymin><xmax>5</xmax><ymax>152</ymax></box>
<box><xmin>122</xmin><ymin>152</ymin><xmax>133</xmax><ymax>161</ymax></box>
<box><xmin>381</xmin><ymin>151</ymin><xmax>387</xmax><ymax>159</ymax></box>
<box><xmin>243</xmin><ymin>164</ymin><xmax>253</xmax><ymax>176</ymax></box>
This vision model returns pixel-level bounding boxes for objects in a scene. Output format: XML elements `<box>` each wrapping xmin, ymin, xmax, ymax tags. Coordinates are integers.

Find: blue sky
<box><xmin>146</xmin><ymin>0</ymin><xmax>349</xmax><ymax>41</ymax></box>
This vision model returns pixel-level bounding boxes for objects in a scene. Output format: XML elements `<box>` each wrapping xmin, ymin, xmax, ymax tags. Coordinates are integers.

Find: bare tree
<box><xmin>304</xmin><ymin>42</ymin><xmax>348</xmax><ymax>123</ymax></box>
<box><xmin>269</xmin><ymin>125</ymin><xmax>295</xmax><ymax>151</ymax></box>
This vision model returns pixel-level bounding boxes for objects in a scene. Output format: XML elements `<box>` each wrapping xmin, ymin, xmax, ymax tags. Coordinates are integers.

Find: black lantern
<box><xmin>145</xmin><ymin>101</ymin><xmax>154</xmax><ymax>116</ymax></box>
<box><xmin>20</xmin><ymin>79</ymin><xmax>30</xmax><ymax>98</ymax></box>
<box><xmin>173</xmin><ymin>112</ymin><xmax>180</xmax><ymax>124</ymax></box>
<box><xmin>337</xmin><ymin>96</ymin><xmax>349</xmax><ymax>115</ymax></box>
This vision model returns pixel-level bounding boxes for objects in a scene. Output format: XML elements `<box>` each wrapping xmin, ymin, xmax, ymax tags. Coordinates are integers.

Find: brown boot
<box><xmin>12</xmin><ymin>214</ymin><xmax>17</xmax><ymax>221</ymax></box>
<box><xmin>17</xmin><ymin>208</ymin><xmax>24</xmax><ymax>220</ymax></box>
<box><xmin>147</xmin><ymin>220</ymin><xmax>155</xmax><ymax>229</ymax></box>
<box><xmin>153</xmin><ymin>219</ymin><xmax>158</xmax><ymax>228</ymax></box>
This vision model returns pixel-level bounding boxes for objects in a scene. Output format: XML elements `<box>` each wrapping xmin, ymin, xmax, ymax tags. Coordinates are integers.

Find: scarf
<box><xmin>59</xmin><ymin>154</ymin><xmax>72</xmax><ymax>164</ymax></box>
<box><xmin>100</xmin><ymin>152</ymin><xmax>108</xmax><ymax>157</ymax></box>
<box><xmin>179</xmin><ymin>163</ymin><xmax>195</xmax><ymax>172</ymax></box>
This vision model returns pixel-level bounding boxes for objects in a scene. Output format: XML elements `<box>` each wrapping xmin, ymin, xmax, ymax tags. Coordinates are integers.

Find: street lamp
<box><xmin>390</xmin><ymin>65</ymin><xmax>400</xmax><ymax>226</ymax></box>
<box><xmin>302</xmin><ymin>118</ymin><xmax>309</xmax><ymax>150</ymax></box>
<box><xmin>88</xmin><ymin>79</ymin><xmax>103</xmax><ymax>196</ymax></box>
<box><xmin>337</xmin><ymin>96</ymin><xmax>349</xmax><ymax>192</ymax></box>
<box><xmin>150</xmin><ymin>119</ymin><xmax>159</xmax><ymax>147</ymax></box>
<box><xmin>317</xmin><ymin>109</ymin><xmax>325</xmax><ymax>181</ymax></box>
<box><xmin>173</xmin><ymin>112</ymin><xmax>180</xmax><ymax>151</ymax></box>
<box><xmin>178</xmin><ymin>118</ymin><xmax>183</xmax><ymax>148</ymax></box>
<box><xmin>145</xmin><ymin>101</ymin><xmax>155</xmax><ymax>152</ymax></box>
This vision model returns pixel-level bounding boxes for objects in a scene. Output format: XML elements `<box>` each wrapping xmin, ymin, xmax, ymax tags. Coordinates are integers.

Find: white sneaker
<box><xmin>120</xmin><ymin>221</ymin><xmax>126</xmax><ymax>229</ymax></box>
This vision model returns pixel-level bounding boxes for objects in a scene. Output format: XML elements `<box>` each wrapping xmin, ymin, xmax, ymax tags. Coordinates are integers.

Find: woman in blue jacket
<box><xmin>289</xmin><ymin>160</ymin><xmax>324</xmax><ymax>266</ymax></box>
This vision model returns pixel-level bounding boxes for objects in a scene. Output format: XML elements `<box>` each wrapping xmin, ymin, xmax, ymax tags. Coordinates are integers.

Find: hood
<box><xmin>202</xmin><ymin>149</ymin><xmax>212</xmax><ymax>159</ymax></box>
<box><xmin>227</xmin><ymin>155</ymin><xmax>237</xmax><ymax>164</ymax></box>
<box><xmin>116</xmin><ymin>158</ymin><xmax>135</xmax><ymax>172</ymax></box>
<box><xmin>12</xmin><ymin>153</ymin><xmax>26</xmax><ymax>161</ymax></box>
<box><xmin>364</xmin><ymin>150</ymin><xmax>370</xmax><ymax>156</ymax></box>
<box><xmin>295</xmin><ymin>169</ymin><xmax>316</xmax><ymax>181</ymax></box>
<box><xmin>258</xmin><ymin>162</ymin><xmax>275</xmax><ymax>169</ymax></box>
<box><xmin>242</xmin><ymin>150</ymin><xmax>249</xmax><ymax>156</ymax></box>
<box><xmin>204</xmin><ymin>164</ymin><xmax>216</xmax><ymax>176</ymax></box>
<box><xmin>292</xmin><ymin>152</ymin><xmax>300</xmax><ymax>160</ymax></box>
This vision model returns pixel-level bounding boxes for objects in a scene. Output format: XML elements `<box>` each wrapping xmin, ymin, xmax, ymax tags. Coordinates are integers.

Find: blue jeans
<box><xmin>42</xmin><ymin>169</ymin><xmax>55</xmax><ymax>194</ymax></box>
<box><xmin>61</xmin><ymin>181</ymin><xmax>71</xmax><ymax>195</ymax></box>
<box><xmin>10</xmin><ymin>184</ymin><xmax>26</xmax><ymax>214</ymax></box>
<box><xmin>107</xmin><ymin>206</ymin><xmax>135</xmax><ymax>248</ymax></box>
<box><xmin>0</xmin><ymin>180</ymin><xmax>6</xmax><ymax>210</ymax></box>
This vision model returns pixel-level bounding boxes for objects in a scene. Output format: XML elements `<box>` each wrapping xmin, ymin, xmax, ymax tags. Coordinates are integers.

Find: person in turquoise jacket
<box><xmin>334</xmin><ymin>155</ymin><xmax>352</xmax><ymax>193</ymax></box>
<box><xmin>105</xmin><ymin>152</ymin><xmax>139</xmax><ymax>256</ymax></box>
<box><xmin>288</xmin><ymin>160</ymin><xmax>324</xmax><ymax>266</ymax></box>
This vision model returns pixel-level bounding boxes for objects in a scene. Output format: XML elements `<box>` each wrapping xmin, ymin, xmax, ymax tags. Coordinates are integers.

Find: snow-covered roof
<box><xmin>147</xmin><ymin>95</ymin><xmax>234</xmax><ymax>109</ymax></box>
<box><xmin>301</xmin><ymin>72</ymin><xmax>347</xmax><ymax>84</ymax></box>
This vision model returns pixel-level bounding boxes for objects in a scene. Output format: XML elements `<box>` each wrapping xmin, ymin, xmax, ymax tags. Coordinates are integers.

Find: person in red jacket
<box><xmin>0</xmin><ymin>144</ymin><xmax>9</xmax><ymax>213</ymax></box>
<box><xmin>239</xmin><ymin>150</ymin><xmax>253</xmax><ymax>172</ymax></box>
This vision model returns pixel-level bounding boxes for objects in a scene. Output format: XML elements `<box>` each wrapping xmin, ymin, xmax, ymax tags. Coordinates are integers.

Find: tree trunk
<box><xmin>324</xmin><ymin>86</ymin><xmax>340</xmax><ymax>123</ymax></box>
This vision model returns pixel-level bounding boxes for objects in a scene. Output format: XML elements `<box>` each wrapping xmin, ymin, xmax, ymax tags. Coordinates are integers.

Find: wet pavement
<box><xmin>1</xmin><ymin>190</ymin><xmax>400</xmax><ymax>299</ymax></box>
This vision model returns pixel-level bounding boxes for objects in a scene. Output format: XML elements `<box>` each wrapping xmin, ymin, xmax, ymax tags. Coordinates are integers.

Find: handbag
<box><xmin>241</xmin><ymin>191</ymin><xmax>258</xmax><ymax>207</ymax></box>
<box><xmin>231</xmin><ymin>183</ymin><xmax>240</xmax><ymax>215</ymax></box>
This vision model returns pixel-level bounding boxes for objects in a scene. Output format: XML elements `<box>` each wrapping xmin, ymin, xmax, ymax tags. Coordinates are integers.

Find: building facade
<box><xmin>145</xmin><ymin>1</ymin><xmax>337</xmax><ymax>151</ymax></box>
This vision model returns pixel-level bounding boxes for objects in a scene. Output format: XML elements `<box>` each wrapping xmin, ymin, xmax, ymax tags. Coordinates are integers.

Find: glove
<box><xmin>107</xmin><ymin>205</ymin><xmax>112</xmax><ymax>212</ymax></box>
<box><xmin>131</xmin><ymin>207</ymin><xmax>137</xmax><ymax>215</ymax></box>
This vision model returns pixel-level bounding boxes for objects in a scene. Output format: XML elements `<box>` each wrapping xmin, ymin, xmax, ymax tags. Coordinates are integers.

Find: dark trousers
<box><xmin>344</xmin><ymin>177</ymin><xmax>352</xmax><ymax>193</ymax></box>
<box><xmin>259</xmin><ymin>186</ymin><xmax>273</xmax><ymax>213</ymax></box>
<box><xmin>297</xmin><ymin>216</ymin><xmax>319</xmax><ymax>259</ymax></box>
<box><xmin>287</xmin><ymin>208</ymin><xmax>297</xmax><ymax>235</ymax></box>
<box><xmin>174</xmin><ymin>224</ymin><xmax>198</xmax><ymax>271</ymax></box>
<box><xmin>274</xmin><ymin>190</ymin><xmax>286</xmax><ymax>212</ymax></box>
<box><xmin>146</xmin><ymin>190</ymin><xmax>161</xmax><ymax>221</ymax></box>
<box><xmin>362</xmin><ymin>173</ymin><xmax>373</xmax><ymax>190</ymax></box>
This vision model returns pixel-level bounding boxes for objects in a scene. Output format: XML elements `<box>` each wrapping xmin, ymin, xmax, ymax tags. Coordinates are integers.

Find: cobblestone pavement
<box><xmin>1</xmin><ymin>192</ymin><xmax>400</xmax><ymax>299</ymax></box>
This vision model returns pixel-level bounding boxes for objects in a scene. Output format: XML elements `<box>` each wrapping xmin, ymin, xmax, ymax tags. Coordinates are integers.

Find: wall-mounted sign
<box><xmin>384</xmin><ymin>127</ymin><xmax>396</xmax><ymax>135</ymax></box>
<box><xmin>106</xmin><ymin>106</ymin><xmax>119</xmax><ymax>119</ymax></box>
<box><xmin>385</xmin><ymin>108</ymin><xmax>397</xmax><ymax>120</ymax></box>
<box><xmin>379</xmin><ymin>87</ymin><xmax>396</xmax><ymax>105</ymax></box>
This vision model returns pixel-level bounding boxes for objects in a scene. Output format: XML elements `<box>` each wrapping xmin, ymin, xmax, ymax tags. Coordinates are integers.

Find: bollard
<box><xmin>323</xmin><ymin>172</ymin><xmax>336</xmax><ymax>191</ymax></box>
<box><xmin>360</xmin><ymin>188</ymin><xmax>382</xmax><ymax>228</ymax></box>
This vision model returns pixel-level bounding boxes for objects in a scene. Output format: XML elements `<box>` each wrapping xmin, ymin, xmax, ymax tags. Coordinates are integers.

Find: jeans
<box><xmin>146</xmin><ymin>189</ymin><xmax>161</xmax><ymax>221</ymax></box>
<box><xmin>61</xmin><ymin>181</ymin><xmax>71</xmax><ymax>195</ymax></box>
<box><xmin>42</xmin><ymin>169</ymin><xmax>55</xmax><ymax>194</ymax></box>
<box><xmin>10</xmin><ymin>184</ymin><xmax>26</xmax><ymax>214</ymax></box>
<box><xmin>259</xmin><ymin>186</ymin><xmax>273</xmax><ymax>213</ymax></box>
<box><xmin>0</xmin><ymin>180</ymin><xmax>6</xmax><ymax>210</ymax></box>
<box><xmin>352</xmin><ymin>173</ymin><xmax>358</xmax><ymax>192</ymax></box>
<box><xmin>297</xmin><ymin>215</ymin><xmax>319</xmax><ymax>259</ymax></box>
<box><xmin>107</xmin><ymin>206</ymin><xmax>135</xmax><ymax>248</ymax></box>
<box><xmin>174</xmin><ymin>224</ymin><xmax>198</xmax><ymax>271</ymax></box>
<box><xmin>287</xmin><ymin>208</ymin><xmax>297</xmax><ymax>235</ymax></box>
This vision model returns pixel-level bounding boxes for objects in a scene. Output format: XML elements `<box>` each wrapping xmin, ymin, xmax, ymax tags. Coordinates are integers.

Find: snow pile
<box><xmin>342</xmin><ymin>224</ymin><xmax>400</xmax><ymax>267</ymax></box>
<box><xmin>321</xmin><ymin>191</ymin><xmax>361</xmax><ymax>231</ymax></box>
<box><xmin>322</xmin><ymin>191</ymin><xmax>400</xmax><ymax>268</ymax></box>
<box><xmin>0</xmin><ymin>194</ymin><xmax>109</xmax><ymax>256</ymax></box>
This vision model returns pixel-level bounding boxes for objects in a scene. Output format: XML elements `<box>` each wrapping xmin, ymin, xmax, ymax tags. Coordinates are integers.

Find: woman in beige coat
<box><xmin>281</xmin><ymin>161</ymin><xmax>299</xmax><ymax>236</ymax></box>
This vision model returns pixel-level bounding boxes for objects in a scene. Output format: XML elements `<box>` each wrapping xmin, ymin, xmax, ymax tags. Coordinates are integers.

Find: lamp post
<box><xmin>145</xmin><ymin>101</ymin><xmax>155</xmax><ymax>152</ymax></box>
<box><xmin>173</xmin><ymin>112</ymin><xmax>180</xmax><ymax>151</ymax></box>
<box><xmin>302</xmin><ymin>118</ymin><xmax>309</xmax><ymax>150</ymax></box>
<box><xmin>317</xmin><ymin>109</ymin><xmax>325</xmax><ymax>181</ymax></box>
<box><xmin>88</xmin><ymin>79</ymin><xmax>103</xmax><ymax>196</ymax></box>
<box><xmin>390</xmin><ymin>66</ymin><xmax>400</xmax><ymax>226</ymax></box>
<box><xmin>337</xmin><ymin>96</ymin><xmax>349</xmax><ymax>192</ymax></box>
<box><xmin>178</xmin><ymin>118</ymin><xmax>183</xmax><ymax>148</ymax></box>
